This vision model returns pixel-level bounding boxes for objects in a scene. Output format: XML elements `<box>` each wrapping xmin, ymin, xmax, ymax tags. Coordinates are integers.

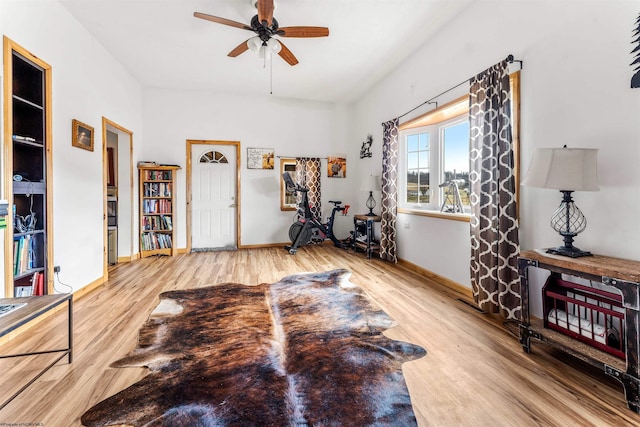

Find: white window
<box><xmin>399</xmin><ymin>116</ymin><xmax>470</xmax><ymax>214</ymax></box>
<box><xmin>397</xmin><ymin>72</ymin><xmax>521</xmax><ymax>221</ymax></box>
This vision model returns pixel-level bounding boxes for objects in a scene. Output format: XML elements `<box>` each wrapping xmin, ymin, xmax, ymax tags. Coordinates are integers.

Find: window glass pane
<box><xmin>418</xmin><ymin>133</ymin><xmax>429</xmax><ymax>150</ymax></box>
<box><xmin>418</xmin><ymin>150</ymin><xmax>429</xmax><ymax>167</ymax></box>
<box><xmin>407</xmin><ymin>134</ymin><xmax>419</xmax><ymax>152</ymax></box>
<box><xmin>407</xmin><ymin>152</ymin><xmax>419</xmax><ymax>170</ymax></box>
<box><xmin>443</xmin><ymin>120</ymin><xmax>470</xmax><ymax>209</ymax></box>
<box><xmin>418</xmin><ymin>168</ymin><xmax>430</xmax><ymax>203</ymax></box>
<box><xmin>406</xmin><ymin>171</ymin><xmax>419</xmax><ymax>203</ymax></box>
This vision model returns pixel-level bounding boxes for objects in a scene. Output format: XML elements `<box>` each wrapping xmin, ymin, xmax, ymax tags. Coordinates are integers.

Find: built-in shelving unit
<box><xmin>138</xmin><ymin>165</ymin><xmax>179</xmax><ymax>258</ymax></box>
<box><xmin>3</xmin><ymin>36</ymin><xmax>53</xmax><ymax>297</ymax></box>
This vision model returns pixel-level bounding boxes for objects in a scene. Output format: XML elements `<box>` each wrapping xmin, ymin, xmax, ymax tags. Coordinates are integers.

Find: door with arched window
<box><xmin>189</xmin><ymin>142</ymin><xmax>238</xmax><ymax>250</ymax></box>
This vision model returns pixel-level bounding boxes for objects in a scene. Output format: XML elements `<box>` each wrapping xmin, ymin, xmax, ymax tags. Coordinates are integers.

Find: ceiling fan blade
<box><xmin>257</xmin><ymin>0</ymin><xmax>274</xmax><ymax>27</ymax></box>
<box><xmin>193</xmin><ymin>12</ymin><xmax>253</xmax><ymax>31</ymax></box>
<box><xmin>277</xmin><ymin>41</ymin><xmax>299</xmax><ymax>66</ymax></box>
<box><xmin>228</xmin><ymin>40</ymin><xmax>250</xmax><ymax>57</ymax></box>
<box><xmin>278</xmin><ymin>26</ymin><xmax>330</xmax><ymax>38</ymax></box>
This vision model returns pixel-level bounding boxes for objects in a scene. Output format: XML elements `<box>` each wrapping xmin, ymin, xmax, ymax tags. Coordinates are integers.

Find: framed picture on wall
<box><xmin>72</xmin><ymin>119</ymin><xmax>94</xmax><ymax>152</ymax></box>
<box><xmin>328</xmin><ymin>154</ymin><xmax>347</xmax><ymax>178</ymax></box>
<box><xmin>247</xmin><ymin>148</ymin><xmax>274</xmax><ymax>169</ymax></box>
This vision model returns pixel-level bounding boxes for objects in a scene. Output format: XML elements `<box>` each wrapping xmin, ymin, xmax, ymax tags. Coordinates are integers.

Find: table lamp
<box><xmin>522</xmin><ymin>145</ymin><xmax>599</xmax><ymax>258</ymax></box>
<box><xmin>361</xmin><ymin>175</ymin><xmax>381</xmax><ymax>216</ymax></box>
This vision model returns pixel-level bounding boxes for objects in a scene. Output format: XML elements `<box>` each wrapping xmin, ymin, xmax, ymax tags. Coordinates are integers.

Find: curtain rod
<box><xmin>396</xmin><ymin>54</ymin><xmax>523</xmax><ymax>120</ymax></box>
<box><xmin>276</xmin><ymin>156</ymin><xmax>328</xmax><ymax>159</ymax></box>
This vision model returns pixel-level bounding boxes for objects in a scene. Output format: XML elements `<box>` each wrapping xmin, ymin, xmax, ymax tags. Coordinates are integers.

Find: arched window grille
<box><xmin>200</xmin><ymin>151</ymin><xmax>228</xmax><ymax>164</ymax></box>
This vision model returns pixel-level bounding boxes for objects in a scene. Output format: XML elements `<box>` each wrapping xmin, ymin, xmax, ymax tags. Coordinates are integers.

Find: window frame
<box><xmin>396</xmin><ymin>72</ymin><xmax>521</xmax><ymax>222</ymax></box>
<box><xmin>399</xmin><ymin>115</ymin><xmax>470</xmax><ymax>214</ymax></box>
<box><xmin>398</xmin><ymin>95</ymin><xmax>471</xmax><ymax>221</ymax></box>
<box><xmin>280</xmin><ymin>158</ymin><xmax>297</xmax><ymax>211</ymax></box>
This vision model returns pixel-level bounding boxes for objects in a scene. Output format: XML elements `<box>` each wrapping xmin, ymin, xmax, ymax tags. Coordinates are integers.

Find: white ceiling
<box><xmin>59</xmin><ymin>0</ymin><xmax>473</xmax><ymax>103</ymax></box>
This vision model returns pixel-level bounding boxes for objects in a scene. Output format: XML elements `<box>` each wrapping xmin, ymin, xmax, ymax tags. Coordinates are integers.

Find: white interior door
<box><xmin>191</xmin><ymin>145</ymin><xmax>237</xmax><ymax>250</ymax></box>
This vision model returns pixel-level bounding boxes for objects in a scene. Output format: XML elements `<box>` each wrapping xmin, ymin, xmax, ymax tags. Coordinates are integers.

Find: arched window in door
<box><xmin>200</xmin><ymin>151</ymin><xmax>228</xmax><ymax>164</ymax></box>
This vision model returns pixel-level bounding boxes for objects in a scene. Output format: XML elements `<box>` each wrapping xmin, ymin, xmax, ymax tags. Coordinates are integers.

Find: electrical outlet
<box><xmin>54</xmin><ymin>265</ymin><xmax>61</xmax><ymax>273</ymax></box>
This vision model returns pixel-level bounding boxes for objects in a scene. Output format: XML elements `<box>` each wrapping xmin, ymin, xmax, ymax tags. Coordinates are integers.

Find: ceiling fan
<box><xmin>194</xmin><ymin>0</ymin><xmax>329</xmax><ymax>66</ymax></box>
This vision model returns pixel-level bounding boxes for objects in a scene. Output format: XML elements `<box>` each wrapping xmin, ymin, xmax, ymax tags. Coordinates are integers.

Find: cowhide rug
<box><xmin>81</xmin><ymin>269</ymin><xmax>426</xmax><ymax>426</ymax></box>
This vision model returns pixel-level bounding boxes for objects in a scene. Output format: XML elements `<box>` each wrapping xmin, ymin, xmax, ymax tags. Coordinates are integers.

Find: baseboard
<box><xmin>239</xmin><ymin>242</ymin><xmax>289</xmax><ymax>249</ymax></box>
<box><xmin>397</xmin><ymin>257</ymin><xmax>473</xmax><ymax>300</ymax></box>
<box><xmin>73</xmin><ymin>275</ymin><xmax>106</xmax><ymax>300</ymax></box>
<box><xmin>117</xmin><ymin>254</ymin><xmax>138</xmax><ymax>263</ymax></box>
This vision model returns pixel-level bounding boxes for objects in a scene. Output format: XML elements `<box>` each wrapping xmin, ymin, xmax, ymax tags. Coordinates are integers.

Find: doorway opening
<box><xmin>102</xmin><ymin>117</ymin><xmax>134</xmax><ymax>277</ymax></box>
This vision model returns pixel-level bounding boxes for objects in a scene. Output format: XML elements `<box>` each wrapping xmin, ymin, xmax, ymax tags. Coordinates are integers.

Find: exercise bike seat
<box><xmin>329</xmin><ymin>200</ymin><xmax>342</xmax><ymax>205</ymax></box>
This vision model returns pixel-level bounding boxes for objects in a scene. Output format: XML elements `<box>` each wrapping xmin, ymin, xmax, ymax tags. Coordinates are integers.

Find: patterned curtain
<box><xmin>469</xmin><ymin>60</ymin><xmax>521</xmax><ymax>320</ymax></box>
<box><xmin>380</xmin><ymin>119</ymin><xmax>399</xmax><ymax>263</ymax></box>
<box><xmin>295</xmin><ymin>158</ymin><xmax>322</xmax><ymax>220</ymax></box>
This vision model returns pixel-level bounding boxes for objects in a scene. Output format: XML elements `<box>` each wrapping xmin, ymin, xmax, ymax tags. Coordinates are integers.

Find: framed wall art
<box><xmin>72</xmin><ymin>119</ymin><xmax>94</xmax><ymax>152</ymax></box>
<box><xmin>327</xmin><ymin>154</ymin><xmax>347</xmax><ymax>178</ymax></box>
<box><xmin>247</xmin><ymin>148</ymin><xmax>274</xmax><ymax>169</ymax></box>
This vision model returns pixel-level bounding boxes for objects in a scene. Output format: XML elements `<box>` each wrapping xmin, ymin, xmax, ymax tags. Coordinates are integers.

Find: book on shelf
<box><xmin>141</xmin><ymin>232</ymin><xmax>173</xmax><ymax>250</ymax></box>
<box><xmin>143</xmin><ymin>182</ymin><xmax>173</xmax><ymax>197</ymax></box>
<box><xmin>13</xmin><ymin>271</ymin><xmax>43</xmax><ymax>297</ymax></box>
<box><xmin>143</xmin><ymin>199</ymin><xmax>172</xmax><ymax>214</ymax></box>
<box><xmin>15</xmin><ymin>285</ymin><xmax>32</xmax><ymax>297</ymax></box>
<box><xmin>163</xmin><ymin>215</ymin><xmax>172</xmax><ymax>230</ymax></box>
<box><xmin>13</xmin><ymin>234</ymin><xmax>38</xmax><ymax>276</ymax></box>
<box><xmin>35</xmin><ymin>271</ymin><xmax>44</xmax><ymax>296</ymax></box>
<box><xmin>143</xmin><ymin>170</ymin><xmax>173</xmax><ymax>181</ymax></box>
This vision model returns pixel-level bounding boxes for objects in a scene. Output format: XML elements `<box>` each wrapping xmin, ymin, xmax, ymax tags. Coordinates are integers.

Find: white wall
<box><xmin>142</xmin><ymin>89</ymin><xmax>354</xmax><ymax>247</ymax></box>
<box><xmin>353</xmin><ymin>0</ymin><xmax>640</xmax><ymax>316</ymax></box>
<box><xmin>0</xmin><ymin>0</ymin><xmax>144</xmax><ymax>297</ymax></box>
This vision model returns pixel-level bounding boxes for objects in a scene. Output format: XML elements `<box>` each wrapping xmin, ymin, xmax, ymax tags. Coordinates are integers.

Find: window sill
<box><xmin>397</xmin><ymin>207</ymin><xmax>471</xmax><ymax>223</ymax></box>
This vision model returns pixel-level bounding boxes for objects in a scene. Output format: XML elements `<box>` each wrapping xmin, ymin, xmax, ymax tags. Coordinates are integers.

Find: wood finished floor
<box><xmin>0</xmin><ymin>245</ymin><xmax>638</xmax><ymax>426</ymax></box>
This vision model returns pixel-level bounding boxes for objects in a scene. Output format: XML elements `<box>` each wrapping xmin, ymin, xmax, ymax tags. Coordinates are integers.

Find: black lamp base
<box><xmin>365</xmin><ymin>191</ymin><xmax>376</xmax><ymax>216</ymax></box>
<box><xmin>546</xmin><ymin>245</ymin><xmax>592</xmax><ymax>258</ymax></box>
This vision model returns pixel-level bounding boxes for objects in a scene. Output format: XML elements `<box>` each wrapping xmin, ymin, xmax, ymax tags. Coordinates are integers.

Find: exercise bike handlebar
<box><xmin>283</xmin><ymin>172</ymin><xmax>350</xmax><ymax>215</ymax></box>
<box><xmin>282</xmin><ymin>172</ymin><xmax>308</xmax><ymax>192</ymax></box>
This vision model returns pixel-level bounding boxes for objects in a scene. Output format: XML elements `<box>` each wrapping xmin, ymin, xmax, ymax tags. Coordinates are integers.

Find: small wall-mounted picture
<box><xmin>247</xmin><ymin>148</ymin><xmax>274</xmax><ymax>169</ymax></box>
<box><xmin>72</xmin><ymin>119</ymin><xmax>94</xmax><ymax>152</ymax></box>
<box><xmin>328</xmin><ymin>154</ymin><xmax>347</xmax><ymax>178</ymax></box>
<box><xmin>360</xmin><ymin>134</ymin><xmax>373</xmax><ymax>158</ymax></box>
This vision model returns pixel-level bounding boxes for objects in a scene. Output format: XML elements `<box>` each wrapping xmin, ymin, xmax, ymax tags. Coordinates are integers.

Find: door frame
<box><xmin>102</xmin><ymin>117</ymin><xmax>134</xmax><ymax>279</ymax></box>
<box><xmin>186</xmin><ymin>140</ymin><xmax>241</xmax><ymax>252</ymax></box>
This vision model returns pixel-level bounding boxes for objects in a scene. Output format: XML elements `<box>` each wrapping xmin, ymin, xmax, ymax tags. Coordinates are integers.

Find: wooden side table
<box><xmin>353</xmin><ymin>215</ymin><xmax>381</xmax><ymax>259</ymax></box>
<box><xmin>518</xmin><ymin>249</ymin><xmax>640</xmax><ymax>413</ymax></box>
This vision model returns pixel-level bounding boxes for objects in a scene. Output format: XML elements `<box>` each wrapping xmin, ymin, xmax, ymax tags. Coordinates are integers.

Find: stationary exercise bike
<box><xmin>282</xmin><ymin>172</ymin><xmax>350</xmax><ymax>255</ymax></box>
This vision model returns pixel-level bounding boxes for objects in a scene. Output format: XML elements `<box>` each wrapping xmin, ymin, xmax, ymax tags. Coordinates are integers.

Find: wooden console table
<box><xmin>518</xmin><ymin>249</ymin><xmax>640</xmax><ymax>413</ymax></box>
<box><xmin>0</xmin><ymin>294</ymin><xmax>73</xmax><ymax>410</ymax></box>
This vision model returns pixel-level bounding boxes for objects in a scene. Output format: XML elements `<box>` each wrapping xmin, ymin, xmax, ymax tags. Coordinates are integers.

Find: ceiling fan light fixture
<box><xmin>268</xmin><ymin>38</ymin><xmax>282</xmax><ymax>54</ymax></box>
<box><xmin>247</xmin><ymin>36</ymin><xmax>262</xmax><ymax>52</ymax></box>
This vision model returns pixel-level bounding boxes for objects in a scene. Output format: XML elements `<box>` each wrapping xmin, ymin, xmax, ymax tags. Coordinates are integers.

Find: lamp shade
<box><xmin>522</xmin><ymin>147</ymin><xmax>599</xmax><ymax>191</ymax></box>
<box><xmin>360</xmin><ymin>175</ymin><xmax>381</xmax><ymax>191</ymax></box>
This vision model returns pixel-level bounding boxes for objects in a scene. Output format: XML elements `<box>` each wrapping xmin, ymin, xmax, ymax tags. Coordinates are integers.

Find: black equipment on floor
<box><xmin>283</xmin><ymin>172</ymin><xmax>350</xmax><ymax>255</ymax></box>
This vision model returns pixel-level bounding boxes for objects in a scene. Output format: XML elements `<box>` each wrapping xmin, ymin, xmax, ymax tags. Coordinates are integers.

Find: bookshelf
<box><xmin>138</xmin><ymin>165</ymin><xmax>180</xmax><ymax>257</ymax></box>
<box><xmin>3</xmin><ymin>37</ymin><xmax>53</xmax><ymax>297</ymax></box>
